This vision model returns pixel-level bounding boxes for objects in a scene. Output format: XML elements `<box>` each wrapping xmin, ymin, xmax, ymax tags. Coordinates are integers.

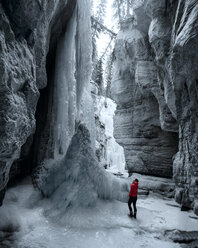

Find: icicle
<box><xmin>76</xmin><ymin>0</ymin><xmax>92</xmax><ymax>107</ymax></box>
<box><xmin>53</xmin><ymin>7</ymin><xmax>77</xmax><ymax>158</ymax></box>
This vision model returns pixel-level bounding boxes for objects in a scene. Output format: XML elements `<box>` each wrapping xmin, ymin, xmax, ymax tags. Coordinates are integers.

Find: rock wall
<box><xmin>111</xmin><ymin>17</ymin><xmax>178</xmax><ymax>178</ymax></box>
<box><xmin>0</xmin><ymin>0</ymin><xmax>94</xmax><ymax>204</ymax></box>
<box><xmin>111</xmin><ymin>0</ymin><xmax>198</xmax><ymax>213</ymax></box>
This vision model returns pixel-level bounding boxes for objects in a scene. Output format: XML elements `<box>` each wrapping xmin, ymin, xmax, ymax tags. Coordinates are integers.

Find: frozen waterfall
<box><xmin>33</xmin><ymin>0</ymin><xmax>128</xmax><ymax>209</ymax></box>
<box><xmin>94</xmin><ymin>95</ymin><xmax>126</xmax><ymax>174</ymax></box>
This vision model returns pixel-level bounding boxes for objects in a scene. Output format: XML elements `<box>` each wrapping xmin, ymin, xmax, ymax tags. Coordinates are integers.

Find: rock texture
<box><xmin>112</xmin><ymin>17</ymin><xmax>178</xmax><ymax>178</ymax></box>
<box><xmin>169</xmin><ymin>0</ymin><xmax>198</xmax><ymax>215</ymax></box>
<box><xmin>0</xmin><ymin>0</ymin><xmax>94</xmax><ymax>204</ymax></box>
<box><xmin>111</xmin><ymin>0</ymin><xmax>198</xmax><ymax>213</ymax></box>
<box><xmin>165</xmin><ymin>230</ymin><xmax>198</xmax><ymax>246</ymax></box>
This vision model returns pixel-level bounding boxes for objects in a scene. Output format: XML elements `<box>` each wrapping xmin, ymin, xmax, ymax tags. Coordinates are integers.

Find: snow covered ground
<box><xmin>0</xmin><ymin>178</ymin><xmax>197</xmax><ymax>248</ymax></box>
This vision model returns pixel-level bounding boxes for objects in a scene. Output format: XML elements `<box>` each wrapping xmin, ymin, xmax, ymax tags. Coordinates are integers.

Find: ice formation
<box><xmin>94</xmin><ymin>95</ymin><xmax>126</xmax><ymax>174</ymax></box>
<box><xmin>30</xmin><ymin>0</ymin><xmax>130</xmax><ymax>209</ymax></box>
<box><xmin>53</xmin><ymin>7</ymin><xmax>77</xmax><ymax>158</ymax></box>
<box><xmin>35</xmin><ymin>124</ymin><xmax>128</xmax><ymax>208</ymax></box>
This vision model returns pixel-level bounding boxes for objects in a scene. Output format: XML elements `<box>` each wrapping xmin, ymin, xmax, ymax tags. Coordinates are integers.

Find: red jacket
<box><xmin>129</xmin><ymin>181</ymin><xmax>138</xmax><ymax>197</ymax></box>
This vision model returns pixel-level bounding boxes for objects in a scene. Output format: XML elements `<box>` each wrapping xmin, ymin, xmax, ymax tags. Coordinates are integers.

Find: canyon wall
<box><xmin>111</xmin><ymin>0</ymin><xmax>198</xmax><ymax>213</ymax></box>
<box><xmin>0</xmin><ymin>0</ymin><xmax>95</xmax><ymax>204</ymax></box>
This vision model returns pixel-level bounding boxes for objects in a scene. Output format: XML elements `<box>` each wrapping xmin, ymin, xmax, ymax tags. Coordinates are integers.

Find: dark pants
<box><xmin>128</xmin><ymin>196</ymin><xmax>137</xmax><ymax>214</ymax></box>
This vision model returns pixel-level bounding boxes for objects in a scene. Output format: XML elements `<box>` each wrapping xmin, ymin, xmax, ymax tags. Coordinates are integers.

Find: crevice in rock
<box><xmin>8</xmin><ymin>70</ymin><xmax>54</xmax><ymax>187</ymax></box>
<box><xmin>8</xmin><ymin>0</ymin><xmax>77</xmax><ymax>186</ymax></box>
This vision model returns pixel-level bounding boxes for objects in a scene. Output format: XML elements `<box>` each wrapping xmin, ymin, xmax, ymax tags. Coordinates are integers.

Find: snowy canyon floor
<box><xmin>0</xmin><ymin>177</ymin><xmax>198</xmax><ymax>248</ymax></box>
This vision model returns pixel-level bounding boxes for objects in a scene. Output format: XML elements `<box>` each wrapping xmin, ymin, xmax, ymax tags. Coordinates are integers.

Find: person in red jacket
<box><xmin>128</xmin><ymin>178</ymin><xmax>139</xmax><ymax>218</ymax></box>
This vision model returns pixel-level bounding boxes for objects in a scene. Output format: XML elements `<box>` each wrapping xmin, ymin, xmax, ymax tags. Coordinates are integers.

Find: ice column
<box><xmin>53</xmin><ymin>8</ymin><xmax>77</xmax><ymax>158</ymax></box>
<box><xmin>52</xmin><ymin>0</ymin><xmax>94</xmax><ymax>157</ymax></box>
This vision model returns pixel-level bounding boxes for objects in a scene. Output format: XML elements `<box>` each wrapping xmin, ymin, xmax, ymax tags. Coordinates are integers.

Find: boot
<box><xmin>134</xmin><ymin>212</ymin><xmax>136</xmax><ymax>219</ymax></box>
<box><xmin>129</xmin><ymin>211</ymin><xmax>133</xmax><ymax>217</ymax></box>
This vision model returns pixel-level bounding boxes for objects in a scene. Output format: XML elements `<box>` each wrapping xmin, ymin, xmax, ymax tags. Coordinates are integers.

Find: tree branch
<box><xmin>91</xmin><ymin>16</ymin><xmax>117</xmax><ymax>38</ymax></box>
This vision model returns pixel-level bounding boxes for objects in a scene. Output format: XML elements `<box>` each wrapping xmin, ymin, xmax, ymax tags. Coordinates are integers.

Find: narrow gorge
<box><xmin>111</xmin><ymin>0</ymin><xmax>198</xmax><ymax>214</ymax></box>
<box><xmin>0</xmin><ymin>0</ymin><xmax>198</xmax><ymax>247</ymax></box>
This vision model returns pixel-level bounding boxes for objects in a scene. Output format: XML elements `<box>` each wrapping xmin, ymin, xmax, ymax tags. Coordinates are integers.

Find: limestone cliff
<box><xmin>111</xmin><ymin>18</ymin><xmax>178</xmax><ymax>179</ymax></box>
<box><xmin>111</xmin><ymin>0</ymin><xmax>198</xmax><ymax>214</ymax></box>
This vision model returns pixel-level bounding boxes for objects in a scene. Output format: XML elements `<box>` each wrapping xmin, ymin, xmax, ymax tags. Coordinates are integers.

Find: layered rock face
<box><xmin>112</xmin><ymin>0</ymin><xmax>198</xmax><ymax>213</ymax></box>
<box><xmin>168</xmin><ymin>0</ymin><xmax>198</xmax><ymax>214</ymax></box>
<box><xmin>0</xmin><ymin>0</ymin><xmax>93</xmax><ymax>204</ymax></box>
<box><xmin>112</xmin><ymin>18</ymin><xmax>178</xmax><ymax>178</ymax></box>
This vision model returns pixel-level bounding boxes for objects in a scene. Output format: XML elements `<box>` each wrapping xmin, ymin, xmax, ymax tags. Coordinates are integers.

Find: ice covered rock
<box><xmin>0</xmin><ymin>0</ymin><xmax>92</xmax><ymax>204</ymax></box>
<box><xmin>93</xmin><ymin>94</ymin><xmax>126</xmax><ymax>173</ymax></box>
<box><xmin>165</xmin><ymin>229</ymin><xmax>198</xmax><ymax>245</ymax></box>
<box><xmin>34</xmin><ymin>124</ymin><xmax>128</xmax><ymax>210</ymax></box>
